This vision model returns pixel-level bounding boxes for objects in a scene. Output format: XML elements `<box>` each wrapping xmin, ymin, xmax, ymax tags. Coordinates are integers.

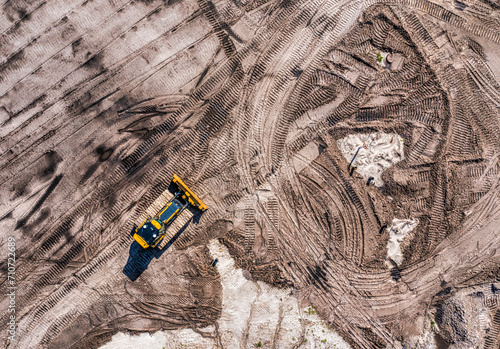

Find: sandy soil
<box><xmin>385</xmin><ymin>218</ymin><xmax>419</xmax><ymax>266</ymax></box>
<box><xmin>1</xmin><ymin>0</ymin><xmax>500</xmax><ymax>348</ymax></box>
<box><xmin>100</xmin><ymin>240</ymin><xmax>350</xmax><ymax>349</ymax></box>
<box><xmin>99</xmin><ymin>329</ymin><xmax>214</xmax><ymax>349</ymax></box>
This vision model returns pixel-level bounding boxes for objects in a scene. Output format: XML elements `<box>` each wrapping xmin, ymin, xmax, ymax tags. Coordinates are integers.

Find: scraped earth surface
<box><xmin>1</xmin><ymin>0</ymin><xmax>500</xmax><ymax>348</ymax></box>
<box><xmin>101</xmin><ymin>239</ymin><xmax>351</xmax><ymax>349</ymax></box>
<box><xmin>385</xmin><ymin>218</ymin><xmax>419</xmax><ymax>266</ymax></box>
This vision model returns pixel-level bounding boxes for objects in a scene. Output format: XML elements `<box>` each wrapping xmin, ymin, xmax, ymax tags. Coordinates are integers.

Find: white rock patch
<box><xmin>408</xmin><ymin>330</ymin><xmax>437</xmax><ymax>349</ymax></box>
<box><xmin>99</xmin><ymin>332</ymin><xmax>165</xmax><ymax>349</ymax></box>
<box><xmin>208</xmin><ymin>239</ymin><xmax>350</xmax><ymax>349</ymax></box>
<box><xmin>386</xmin><ymin>218</ymin><xmax>419</xmax><ymax>267</ymax></box>
<box><xmin>99</xmin><ymin>330</ymin><xmax>213</xmax><ymax>349</ymax></box>
<box><xmin>337</xmin><ymin>132</ymin><xmax>404</xmax><ymax>187</ymax></box>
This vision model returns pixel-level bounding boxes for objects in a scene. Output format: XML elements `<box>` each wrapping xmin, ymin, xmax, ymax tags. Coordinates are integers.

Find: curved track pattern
<box><xmin>1</xmin><ymin>0</ymin><xmax>500</xmax><ymax>347</ymax></box>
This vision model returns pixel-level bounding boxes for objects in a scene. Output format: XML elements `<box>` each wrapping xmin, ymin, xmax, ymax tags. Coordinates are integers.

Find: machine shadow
<box><xmin>122</xmin><ymin>177</ymin><xmax>207</xmax><ymax>281</ymax></box>
<box><xmin>122</xmin><ymin>218</ymin><xmax>195</xmax><ymax>281</ymax></box>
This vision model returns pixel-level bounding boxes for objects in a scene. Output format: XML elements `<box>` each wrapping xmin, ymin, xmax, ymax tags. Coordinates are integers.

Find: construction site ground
<box><xmin>1</xmin><ymin>0</ymin><xmax>500</xmax><ymax>348</ymax></box>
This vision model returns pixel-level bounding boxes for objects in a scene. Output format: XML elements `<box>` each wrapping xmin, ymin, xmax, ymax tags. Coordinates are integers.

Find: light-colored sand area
<box><xmin>98</xmin><ymin>329</ymin><xmax>213</xmax><ymax>349</ymax></box>
<box><xmin>100</xmin><ymin>240</ymin><xmax>350</xmax><ymax>349</ymax></box>
<box><xmin>337</xmin><ymin>132</ymin><xmax>404</xmax><ymax>187</ymax></box>
<box><xmin>385</xmin><ymin>218</ymin><xmax>419</xmax><ymax>267</ymax></box>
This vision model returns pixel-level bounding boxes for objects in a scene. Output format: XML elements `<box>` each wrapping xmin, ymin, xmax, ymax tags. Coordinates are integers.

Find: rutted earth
<box><xmin>1</xmin><ymin>0</ymin><xmax>500</xmax><ymax>347</ymax></box>
<box><xmin>101</xmin><ymin>240</ymin><xmax>351</xmax><ymax>349</ymax></box>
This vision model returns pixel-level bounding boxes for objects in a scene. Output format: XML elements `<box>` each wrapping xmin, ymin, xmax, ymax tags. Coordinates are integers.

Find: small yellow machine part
<box><xmin>151</xmin><ymin>220</ymin><xmax>162</xmax><ymax>229</ymax></box>
<box><xmin>172</xmin><ymin>174</ymin><xmax>208</xmax><ymax>211</ymax></box>
<box><xmin>133</xmin><ymin>233</ymin><xmax>149</xmax><ymax>248</ymax></box>
<box><xmin>151</xmin><ymin>235</ymin><xmax>164</xmax><ymax>248</ymax></box>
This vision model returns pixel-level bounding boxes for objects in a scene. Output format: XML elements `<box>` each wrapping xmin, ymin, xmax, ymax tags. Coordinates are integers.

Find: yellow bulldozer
<box><xmin>133</xmin><ymin>174</ymin><xmax>207</xmax><ymax>249</ymax></box>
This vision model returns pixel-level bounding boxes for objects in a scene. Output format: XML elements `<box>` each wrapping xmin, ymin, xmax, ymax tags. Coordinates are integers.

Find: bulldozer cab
<box><xmin>133</xmin><ymin>219</ymin><xmax>162</xmax><ymax>248</ymax></box>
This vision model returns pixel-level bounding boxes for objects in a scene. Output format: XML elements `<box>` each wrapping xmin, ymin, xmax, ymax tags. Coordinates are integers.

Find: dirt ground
<box><xmin>1</xmin><ymin>0</ymin><xmax>500</xmax><ymax>348</ymax></box>
<box><xmin>100</xmin><ymin>239</ymin><xmax>351</xmax><ymax>349</ymax></box>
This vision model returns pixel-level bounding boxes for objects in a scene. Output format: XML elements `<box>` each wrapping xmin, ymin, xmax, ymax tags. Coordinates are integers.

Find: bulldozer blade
<box><xmin>172</xmin><ymin>174</ymin><xmax>208</xmax><ymax>211</ymax></box>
